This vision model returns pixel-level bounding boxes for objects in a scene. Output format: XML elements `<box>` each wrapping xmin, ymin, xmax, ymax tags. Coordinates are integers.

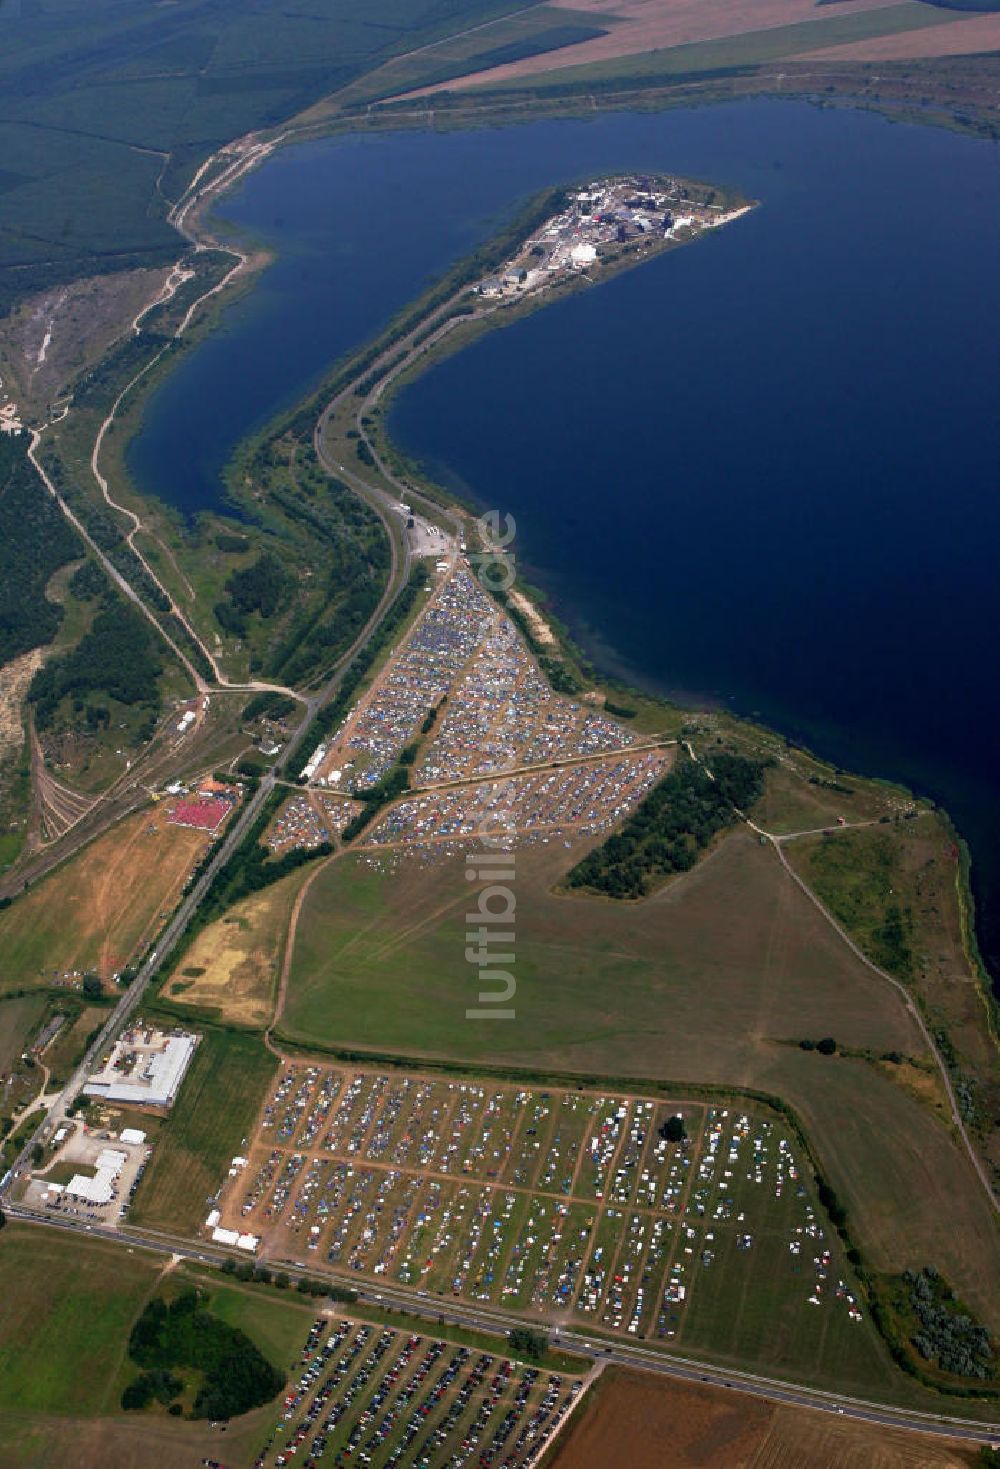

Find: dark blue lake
<box><xmin>127</xmin><ymin>102</ymin><xmax>1000</xmax><ymax>982</ymax></box>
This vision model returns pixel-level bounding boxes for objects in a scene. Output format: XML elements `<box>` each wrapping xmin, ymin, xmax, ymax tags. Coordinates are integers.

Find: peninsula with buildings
<box><xmin>0</xmin><ymin>119</ymin><xmax>997</xmax><ymax>1469</ymax></box>
<box><xmin>477</xmin><ymin>172</ymin><xmax>752</xmax><ymax>302</ymax></box>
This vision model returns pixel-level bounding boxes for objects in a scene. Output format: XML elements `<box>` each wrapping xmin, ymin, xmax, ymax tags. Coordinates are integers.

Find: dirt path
<box><xmin>748</xmin><ymin>815</ymin><xmax>998</xmax><ymax>1218</ymax></box>
<box><xmin>268</xmin><ymin>849</ymin><xmax>341</xmax><ymax>1047</ymax></box>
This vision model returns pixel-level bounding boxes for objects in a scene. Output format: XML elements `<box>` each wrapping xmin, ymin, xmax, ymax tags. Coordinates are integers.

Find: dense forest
<box><xmin>29</xmin><ymin>594</ymin><xmax>164</xmax><ymax>736</ymax></box>
<box><xmin>214</xmin><ymin>443</ymin><xmax>389</xmax><ymax>685</ymax></box>
<box><xmin>565</xmin><ymin>753</ymin><xmax>769</xmax><ymax>898</ymax></box>
<box><xmin>122</xmin><ymin>1288</ymin><xmax>284</xmax><ymax>1419</ymax></box>
<box><xmin>0</xmin><ymin>435</ymin><xmax>80</xmax><ymax>665</ymax></box>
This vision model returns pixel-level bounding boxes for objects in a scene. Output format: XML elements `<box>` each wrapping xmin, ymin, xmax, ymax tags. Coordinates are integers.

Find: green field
<box><xmin>0</xmin><ymin>1226</ymin><xmax>158</xmax><ymax>1417</ymax></box>
<box><xmin>0</xmin><ymin>1226</ymin><xmax>313</xmax><ymax>1469</ymax></box>
<box><xmin>0</xmin><ymin>0</ymin><xmax>540</xmax><ymax>310</ymax></box>
<box><xmin>131</xmin><ymin>1026</ymin><xmax>278</xmax><ymax>1234</ymax></box>
<box><xmin>280</xmin><ymin>832</ymin><xmax>1000</xmax><ymax>1338</ymax></box>
<box><xmin>0</xmin><ymin>994</ymin><xmax>47</xmax><ymax>1075</ymax></box>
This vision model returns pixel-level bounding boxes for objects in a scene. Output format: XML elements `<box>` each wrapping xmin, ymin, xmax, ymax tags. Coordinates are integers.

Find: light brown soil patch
<box><xmin>878</xmin><ymin>1057</ymin><xmax>950</xmax><ymax>1117</ymax></box>
<box><xmin>0</xmin><ymin>650</ymin><xmax>43</xmax><ymax>759</ymax></box>
<box><xmin>749</xmin><ymin>1402</ymin><xmax>974</xmax><ymax>1467</ymax></box>
<box><xmin>797</xmin><ymin>11</ymin><xmax>1000</xmax><ymax>60</ymax></box>
<box><xmin>401</xmin><ymin>0</ymin><xmax>906</xmax><ymax>96</ymax></box>
<box><xmin>166</xmin><ymin>873</ymin><xmax>303</xmax><ymax>1027</ymax></box>
<box><xmin>550</xmin><ymin>1367</ymin><xmax>774</xmax><ymax>1468</ymax></box>
<box><xmin>508</xmin><ymin>588</ymin><xmax>556</xmax><ymax>646</ymax></box>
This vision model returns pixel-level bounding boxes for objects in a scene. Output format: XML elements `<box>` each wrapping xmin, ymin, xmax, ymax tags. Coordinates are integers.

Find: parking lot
<box><xmin>364</xmin><ymin>752</ymin><xmax>669</xmax><ymax>854</ymax></box>
<box><xmin>253</xmin><ymin>1312</ymin><xmax>585</xmax><ymax>1468</ymax></box>
<box><xmin>25</xmin><ymin>1120</ymin><xmax>151</xmax><ymax>1226</ymax></box>
<box><xmin>310</xmin><ymin>562</ymin><xmax>649</xmax><ymax>808</ymax></box>
<box><xmin>208</xmin><ymin>1066</ymin><xmax>865</xmax><ymax>1351</ymax></box>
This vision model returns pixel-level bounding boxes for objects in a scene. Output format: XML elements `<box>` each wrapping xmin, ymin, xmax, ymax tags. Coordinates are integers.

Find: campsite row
<box><xmin>208</xmin><ymin>1067</ymin><xmax>864</xmax><ymax>1345</ymax></box>
<box><xmin>255</xmin><ymin>1314</ymin><xmax>584</xmax><ymax>1468</ymax></box>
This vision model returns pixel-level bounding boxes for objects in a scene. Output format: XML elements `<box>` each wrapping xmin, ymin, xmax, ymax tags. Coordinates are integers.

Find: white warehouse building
<box><xmin>84</xmin><ymin>1030</ymin><xmax>197</xmax><ymax>1108</ymax></box>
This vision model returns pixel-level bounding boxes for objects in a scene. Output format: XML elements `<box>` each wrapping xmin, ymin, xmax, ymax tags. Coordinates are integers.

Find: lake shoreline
<box><xmin>118</xmin><ymin>103</ymin><xmax>1000</xmax><ymax>1010</ymax></box>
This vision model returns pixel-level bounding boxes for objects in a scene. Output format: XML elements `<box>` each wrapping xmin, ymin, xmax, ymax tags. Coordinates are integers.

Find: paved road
<box><xmin>5</xmin><ymin>1205</ymin><xmax>997</xmax><ymax>1449</ymax></box>
<box><xmin>0</xmin><ymin>448</ymin><xmax>413</xmax><ymax>1192</ymax></box>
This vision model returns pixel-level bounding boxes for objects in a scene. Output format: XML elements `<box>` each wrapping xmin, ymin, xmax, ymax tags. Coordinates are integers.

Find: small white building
<box><xmin>570</xmin><ymin>243</ymin><xmax>598</xmax><ymax>268</ymax></box>
<box><xmin>65</xmin><ymin>1147</ymin><xmax>127</xmax><ymax>1205</ymax></box>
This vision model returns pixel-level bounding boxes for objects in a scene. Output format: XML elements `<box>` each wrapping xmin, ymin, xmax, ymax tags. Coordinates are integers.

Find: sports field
<box><xmin>281</xmin><ymin>833</ymin><xmax>1000</xmax><ymax>1336</ymax></box>
<box><xmin>0</xmin><ymin>807</ymin><xmax>208</xmax><ymax>991</ymax></box>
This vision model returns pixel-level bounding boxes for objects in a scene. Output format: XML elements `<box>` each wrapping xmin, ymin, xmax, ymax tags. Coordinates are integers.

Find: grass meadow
<box><xmin>281</xmin><ymin>831</ymin><xmax>1000</xmax><ymax>1337</ymax></box>
<box><xmin>0</xmin><ymin>1227</ymin><xmax>308</xmax><ymax>1469</ymax></box>
<box><xmin>130</xmin><ymin>1026</ymin><xmax>278</xmax><ymax>1235</ymax></box>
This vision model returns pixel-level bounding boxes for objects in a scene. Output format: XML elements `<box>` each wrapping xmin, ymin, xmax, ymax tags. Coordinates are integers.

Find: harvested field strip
<box><xmin>400</xmin><ymin>0</ymin><xmax>959</xmax><ymax>93</ymax></box>
<box><xmin>547</xmin><ymin>1365</ymin><xmax>974</xmax><ymax>1469</ymax></box>
<box><xmin>0</xmin><ymin>806</ymin><xmax>208</xmax><ymax>990</ymax></box>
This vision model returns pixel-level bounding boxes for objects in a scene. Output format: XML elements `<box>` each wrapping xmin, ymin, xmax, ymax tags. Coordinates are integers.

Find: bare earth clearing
<box><xmin>0</xmin><ymin>806</ymin><xmax>208</xmax><ymax>987</ymax></box>
<box><xmin>549</xmin><ymin>1366</ymin><xmax>976</xmax><ymax>1468</ymax></box>
<box><xmin>0</xmin><ymin>650</ymin><xmax>42</xmax><ymax>760</ymax></box>
<box><xmin>400</xmin><ymin>0</ymin><xmax>959</xmax><ymax>96</ymax></box>
<box><xmin>165</xmin><ymin>869</ymin><xmax>306</xmax><ymax>1027</ymax></box>
<box><xmin>0</xmin><ymin>265</ymin><xmax>171</xmax><ymax>411</ymax></box>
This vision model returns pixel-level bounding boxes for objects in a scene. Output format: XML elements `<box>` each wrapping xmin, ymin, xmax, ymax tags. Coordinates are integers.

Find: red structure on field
<box><xmin>167</xmin><ymin>796</ymin><xmax>232</xmax><ymax>832</ymax></box>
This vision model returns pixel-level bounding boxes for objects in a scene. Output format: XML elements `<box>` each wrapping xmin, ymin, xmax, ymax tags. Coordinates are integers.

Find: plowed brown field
<box><xmin>549</xmin><ymin>1368</ymin><xmax>976</xmax><ymax>1469</ymax></box>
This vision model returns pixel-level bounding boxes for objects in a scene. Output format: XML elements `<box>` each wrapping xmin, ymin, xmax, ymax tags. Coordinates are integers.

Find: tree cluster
<box><xmin>507</xmin><ymin>1326</ymin><xmax>548</xmax><ymax>1361</ymax></box>
<box><xmin>215</xmin><ymin>550</ymin><xmax>292</xmax><ymax>638</ymax></box>
<box><xmin>29</xmin><ymin>596</ymin><xmax>163</xmax><ymax>733</ymax></box>
<box><xmin>566</xmin><ymin>754</ymin><xmax>769</xmax><ymax>898</ymax></box>
<box><xmin>241</xmin><ymin>690</ymin><xmax>297</xmax><ymax>723</ymax></box>
<box><xmin>199</xmin><ymin>794</ymin><xmax>333</xmax><ymax>923</ymax></box>
<box><xmin>0</xmin><ymin>435</ymin><xmax>79</xmax><ymax>665</ymax></box>
<box><xmin>905</xmin><ymin>1269</ymin><xmax>995</xmax><ymax>1380</ymax></box>
<box><xmin>658</xmin><ymin>1115</ymin><xmax>686</xmax><ymax>1143</ymax></box>
<box><xmin>122</xmin><ymin>1289</ymin><xmax>284</xmax><ymax>1420</ymax></box>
